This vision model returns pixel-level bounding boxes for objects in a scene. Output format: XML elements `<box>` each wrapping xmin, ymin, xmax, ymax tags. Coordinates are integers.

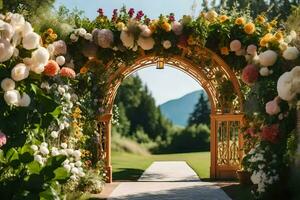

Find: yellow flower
<box><xmin>220</xmin><ymin>47</ymin><xmax>229</xmax><ymax>55</ymax></box>
<box><xmin>80</xmin><ymin>66</ymin><xmax>89</xmax><ymax>74</ymax></box>
<box><xmin>219</xmin><ymin>15</ymin><xmax>229</xmax><ymax>23</ymax></box>
<box><xmin>256</xmin><ymin>15</ymin><xmax>266</xmax><ymax>24</ymax></box>
<box><xmin>244</xmin><ymin>22</ymin><xmax>256</xmax><ymax>34</ymax></box>
<box><xmin>47</xmin><ymin>28</ymin><xmax>53</xmax><ymax>34</ymax></box>
<box><xmin>259</xmin><ymin>33</ymin><xmax>273</xmax><ymax>47</ymax></box>
<box><xmin>270</xmin><ymin>20</ymin><xmax>277</xmax><ymax>26</ymax></box>
<box><xmin>266</xmin><ymin>23</ymin><xmax>273</xmax><ymax>32</ymax></box>
<box><xmin>149</xmin><ymin>20</ymin><xmax>158</xmax><ymax>33</ymax></box>
<box><xmin>116</xmin><ymin>22</ymin><xmax>125</xmax><ymax>31</ymax></box>
<box><xmin>161</xmin><ymin>21</ymin><xmax>171</xmax><ymax>32</ymax></box>
<box><xmin>274</xmin><ymin>31</ymin><xmax>284</xmax><ymax>41</ymax></box>
<box><xmin>50</xmin><ymin>33</ymin><xmax>57</xmax><ymax>40</ymax></box>
<box><xmin>235</xmin><ymin>17</ymin><xmax>245</xmax><ymax>25</ymax></box>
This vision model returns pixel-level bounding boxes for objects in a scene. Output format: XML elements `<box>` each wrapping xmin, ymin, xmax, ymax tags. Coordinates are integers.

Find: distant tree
<box><xmin>188</xmin><ymin>93</ymin><xmax>210</xmax><ymax>126</ymax></box>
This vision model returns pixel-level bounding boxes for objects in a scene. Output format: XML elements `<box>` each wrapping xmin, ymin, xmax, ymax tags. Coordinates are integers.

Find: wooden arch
<box><xmin>98</xmin><ymin>47</ymin><xmax>244</xmax><ymax>183</ymax></box>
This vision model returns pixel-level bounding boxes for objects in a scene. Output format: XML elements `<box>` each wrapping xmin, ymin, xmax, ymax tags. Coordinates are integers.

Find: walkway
<box><xmin>108</xmin><ymin>161</ymin><xmax>231</xmax><ymax>200</ymax></box>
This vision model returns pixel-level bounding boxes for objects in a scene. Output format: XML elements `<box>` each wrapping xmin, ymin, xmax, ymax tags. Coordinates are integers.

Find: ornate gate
<box><xmin>98</xmin><ymin>48</ymin><xmax>244</xmax><ymax>183</ymax></box>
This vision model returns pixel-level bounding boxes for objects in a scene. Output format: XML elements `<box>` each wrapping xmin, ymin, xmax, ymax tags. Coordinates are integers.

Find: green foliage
<box><xmin>0</xmin><ymin>145</ymin><xmax>69</xmax><ymax>200</ymax></box>
<box><xmin>188</xmin><ymin>93</ymin><xmax>210</xmax><ymax>126</ymax></box>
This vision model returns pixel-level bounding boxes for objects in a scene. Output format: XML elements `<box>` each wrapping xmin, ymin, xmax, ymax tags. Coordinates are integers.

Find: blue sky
<box><xmin>55</xmin><ymin>0</ymin><xmax>203</xmax><ymax>105</ymax></box>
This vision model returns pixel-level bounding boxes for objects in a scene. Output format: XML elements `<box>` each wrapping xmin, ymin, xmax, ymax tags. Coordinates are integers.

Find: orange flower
<box><xmin>43</xmin><ymin>60</ymin><xmax>60</xmax><ymax>77</ymax></box>
<box><xmin>235</xmin><ymin>17</ymin><xmax>245</xmax><ymax>25</ymax></box>
<box><xmin>260</xmin><ymin>33</ymin><xmax>273</xmax><ymax>47</ymax></box>
<box><xmin>47</xmin><ymin>28</ymin><xmax>53</xmax><ymax>34</ymax></box>
<box><xmin>60</xmin><ymin>67</ymin><xmax>76</xmax><ymax>78</ymax></box>
<box><xmin>244</xmin><ymin>22</ymin><xmax>256</xmax><ymax>34</ymax></box>
<box><xmin>161</xmin><ymin>21</ymin><xmax>171</xmax><ymax>32</ymax></box>
<box><xmin>274</xmin><ymin>31</ymin><xmax>284</xmax><ymax>41</ymax></box>
<box><xmin>220</xmin><ymin>47</ymin><xmax>229</xmax><ymax>55</ymax></box>
<box><xmin>219</xmin><ymin>15</ymin><xmax>229</xmax><ymax>23</ymax></box>
<box><xmin>256</xmin><ymin>15</ymin><xmax>265</xmax><ymax>24</ymax></box>
<box><xmin>80</xmin><ymin>66</ymin><xmax>89</xmax><ymax>74</ymax></box>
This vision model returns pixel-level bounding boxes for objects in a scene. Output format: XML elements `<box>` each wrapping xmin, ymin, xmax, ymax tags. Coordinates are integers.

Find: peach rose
<box><xmin>244</xmin><ymin>22</ymin><xmax>256</xmax><ymax>34</ymax></box>
<box><xmin>44</xmin><ymin>60</ymin><xmax>60</xmax><ymax>77</ymax></box>
<box><xmin>60</xmin><ymin>67</ymin><xmax>76</xmax><ymax>78</ymax></box>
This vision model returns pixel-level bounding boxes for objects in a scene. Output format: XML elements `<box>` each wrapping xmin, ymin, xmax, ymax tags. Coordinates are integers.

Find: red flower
<box><xmin>44</xmin><ymin>60</ymin><xmax>60</xmax><ymax>77</ymax></box>
<box><xmin>242</xmin><ymin>64</ymin><xmax>259</xmax><ymax>85</ymax></box>
<box><xmin>261</xmin><ymin>124</ymin><xmax>279</xmax><ymax>143</ymax></box>
<box><xmin>60</xmin><ymin>67</ymin><xmax>76</xmax><ymax>78</ymax></box>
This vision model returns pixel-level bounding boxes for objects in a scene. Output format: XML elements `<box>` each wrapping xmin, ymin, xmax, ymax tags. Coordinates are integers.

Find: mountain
<box><xmin>159</xmin><ymin>90</ymin><xmax>206</xmax><ymax>127</ymax></box>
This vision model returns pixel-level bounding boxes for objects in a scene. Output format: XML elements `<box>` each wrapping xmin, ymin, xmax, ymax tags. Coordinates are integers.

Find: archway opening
<box><xmin>111</xmin><ymin>64</ymin><xmax>211</xmax><ymax>181</ymax></box>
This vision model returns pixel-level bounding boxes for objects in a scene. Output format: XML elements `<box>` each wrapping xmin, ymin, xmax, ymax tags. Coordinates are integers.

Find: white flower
<box><xmin>56</xmin><ymin>56</ymin><xmax>65</xmax><ymax>66</ymax></box>
<box><xmin>40</xmin><ymin>146</ymin><xmax>49</xmax><ymax>155</ymax></box>
<box><xmin>0</xmin><ymin>20</ymin><xmax>14</xmax><ymax>39</ymax></box>
<box><xmin>40</xmin><ymin>82</ymin><xmax>50</xmax><ymax>90</ymax></box>
<box><xmin>41</xmin><ymin>142</ymin><xmax>48</xmax><ymax>147</ymax></box>
<box><xmin>1</xmin><ymin>78</ymin><xmax>15</xmax><ymax>91</ymax></box>
<box><xmin>258</xmin><ymin>50</ymin><xmax>277</xmax><ymax>67</ymax></box>
<box><xmin>59</xmin><ymin>149</ymin><xmax>67</xmax><ymax>156</ymax></box>
<box><xmin>4</xmin><ymin>90</ymin><xmax>20</xmax><ymax>106</ymax></box>
<box><xmin>73</xmin><ymin>150</ymin><xmax>81</xmax><ymax>159</ymax></box>
<box><xmin>277</xmin><ymin>72</ymin><xmax>295</xmax><ymax>101</ymax></box>
<box><xmin>162</xmin><ymin>40</ymin><xmax>172</xmax><ymax>49</ymax></box>
<box><xmin>66</xmin><ymin>148</ymin><xmax>74</xmax><ymax>155</ymax></box>
<box><xmin>77</xmin><ymin>28</ymin><xmax>87</xmax><ymax>37</ymax></box>
<box><xmin>95</xmin><ymin>29</ymin><xmax>114</xmax><ymax>48</ymax></box>
<box><xmin>282</xmin><ymin>46</ymin><xmax>299</xmax><ymax>60</ymax></box>
<box><xmin>63</xmin><ymin>164</ymin><xmax>71</xmax><ymax>172</ymax></box>
<box><xmin>30</xmin><ymin>47</ymin><xmax>50</xmax><ymax>74</ymax></box>
<box><xmin>10</xmin><ymin>13</ymin><xmax>25</xmax><ymax>30</ymax></box>
<box><xmin>34</xmin><ymin>154</ymin><xmax>43</xmax><ymax>164</ymax></box>
<box><xmin>75</xmin><ymin>161</ymin><xmax>82</xmax><ymax>167</ymax></box>
<box><xmin>84</xmin><ymin>33</ymin><xmax>93</xmax><ymax>41</ymax></box>
<box><xmin>120</xmin><ymin>30</ymin><xmax>134</xmax><ymax>49</ymax></box>
<box><xmin>290</xmin><ymin>30</ymin><xmax>297</xmax><ymax>40</ymax></box>
<box><xmin>64</xmin><ymin>93</ymin><xmax>71</xmax><ymax>101</ymax></box>
<box><xmin>291</xmin><ymin>66</ymin><xmax>300</xmax><ymax>93</ymax></box>
<box><xmin>22</xmin><ymin>32</ymin><xmax>40</xmax><ymax>50</ymax></box>
<box><xmin>137</xmin><ymin>36</ymin><xmax>155</xmax><ymax>50</ymax></box>
<box><xmin>69</xmin><ymin>162</ymin><xmax>75</xmax><ymax>168</ymax></box>
<box><xmin>51</xmin><ymin>131</ymin><xmax>58</xmax><ymax>138</ymax></box>
<box><xmin>61</xmin><ymin>143</ymin><xmax>68</xmax><ymax>149</ymax></box>
<box><xmin>11</xmin><ymin>63</ymin><xmax>30</xmax><ymax>81</ymax></box>
<box><xmin>71</xmin><ymin>167</ymin><xmax>79</xmax><ymax>174</ymax></box>
<box><xmin>230</xmin><ymin>40</ymin><xmax>241</xmax><ymax>52</ymax></box>
<box><xmin>70</xmin><ymin>175</ymin><xmax>77</xmax><ymax>180</ymax></box>
<box><xmin>19</xmin><ymin>93</ymin><xmax>31</xmax><ymax>107</ymax></box>
<box><xmin>13</xmin><ymin>48</ymin><xmax>19</xmax><ymax>57</ymax></box>
<box><xmin>139</xmin><ymin>25</ymin><xmax>152</xmax><ymax>37</ymax></box>
<box><xmin>259</xmin><ymin>67</ymin><xmax>270</xmax><ymax>76</ymax></box>
<box><xmin>70</xmin><ymin>33</ymin><xmax>78</xmax><ymax>42</ymax></box>
<box><xmin>31</xmin><ymin>145</ymin><xmax>38</xmax><ymax>151</ymax></box>
<box><xmin>172</xmin><ymin>21</ymin><xmax>183</xmax><ymax>35</ymax></box>
<box><xmin>246</xmin><ymin>44</ymin><xmax>257</xmax><ymax>55</ymax></box>
<box><xmin>51</xmin><ymin>149</ymin><xmax>59</xmax><ymax>156</ymax></box>
<box><xmin>78</xmin><ymin>171</ymin><xmax>85</xmax><ymax>177</ymax></box>
<box><xmin>279</xmin><ymin>41</ymin><xmax>288</xmax><ymax>51</ymax></box>
<box><xmin>0</xmin><ymin>38</ymin><xmax>14</xmax><ymax>62</ymax></box>
<box><xmin>58</xmin><ymin>86</ymin><xmax>65</xmax><ymax>95</ymax></box>
<box><xmin>59</xmin><ymin>123</ymin><xmax>65</xmax><ymax>130</ymax></box>
<box><xmin>21</xmin><ymin>22</ymin><xmax>33</xmax><ymax>37</ymax></box>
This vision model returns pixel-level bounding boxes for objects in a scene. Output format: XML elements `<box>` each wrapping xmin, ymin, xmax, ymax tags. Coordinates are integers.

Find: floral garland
<box><xmin>0</xmin><ymin>7</ymin><xmax>299</xmax><ymax>199</ymax></box>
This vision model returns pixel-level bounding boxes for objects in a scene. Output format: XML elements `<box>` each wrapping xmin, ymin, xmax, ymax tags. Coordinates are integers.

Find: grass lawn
<box><xmin>112</xmin><ymin>151</ymin><xmax>210</xmax><ymax>180</ymax></box>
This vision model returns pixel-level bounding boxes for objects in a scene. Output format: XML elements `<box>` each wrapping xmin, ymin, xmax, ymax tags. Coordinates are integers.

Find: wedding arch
<box><xmin>98</xmin><ymin>48</ymin><xmax>244</xmax><ymax>182</ymax></box>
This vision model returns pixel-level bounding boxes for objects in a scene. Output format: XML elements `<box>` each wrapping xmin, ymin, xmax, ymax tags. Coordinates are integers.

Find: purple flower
<box><xmin>135</xmin><ymin>10</ymin><xmax>144</xmax><ymax>20</ymax></box>
<box><xmin>112</xmin><ymin>9</ymin><xmax>118</xmax><ymax>21</ymax></box>
<box><xmin>128</xmin><ymin>8</ymin><xmax>135</xmax><ymax>17</ymax></box>
<box><xmin>0</xmin><ymin>131</ymin><xmax>7</xmax><ymax>148</ymax></box>
<box><xmin>97</xmin><ymin>8</ymin><xmax>104</xmax><ymax>16</ymax></box>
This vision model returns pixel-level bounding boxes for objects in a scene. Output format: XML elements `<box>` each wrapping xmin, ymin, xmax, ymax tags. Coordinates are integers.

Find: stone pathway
<box><xmin>108</xmin><ymin>161</ymin><xmax>231</xmax><ymax>200</ymax></box>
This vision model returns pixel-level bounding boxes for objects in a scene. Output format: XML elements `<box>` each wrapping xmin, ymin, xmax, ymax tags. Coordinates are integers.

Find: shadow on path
<box><xmin>113</xmin><ymin>168</ymin><xmax>144</xmax><ymax>181</ymax></box>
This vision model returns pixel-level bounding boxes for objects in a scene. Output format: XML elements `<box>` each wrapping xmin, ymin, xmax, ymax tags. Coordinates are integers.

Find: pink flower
<box><xmin>0</xmin><ymin>131</ymin><xmax>7</xmax><ymax>147</ymax></box>
<box><xmin>60</xmin><ymin>67</ymin><xmax>76</xmax><ymax>78</ymax></box>
<box><xmin>172</xmin><ymin>21</ymin><xmax>183</xmax><ymax>35</ymax></box>
<box><xmin>242</xmin><ymin>64</ymin><xmax>259</xmax><ymax>85</ymax></box>
<box><xmin>43</xmin><ymin>60</ymin><xmax>60</xmax><ymax>77</ymax></box>
<box><xmin>230</xmin><ymin>40</ymin><xmax>242</xmax><ymax>52</ymax></box>
<box><xmin>246</xmin><ymin>44</ymin><xmax>257</xmax><ymax>55</ymax></box>
<box><xmin>265</xmin><ymin>97</ymin><xmax>280</xmax><ymax>115</ymax></box>
<box><xmin>261</xmin><ymin>124</ymin><xmax>279</xmax><ymax>143</ymax></box>
<box><xmin>53</xmin><ymin>40</ymin><xmax>67</xmax><ymax>56</ymax></box>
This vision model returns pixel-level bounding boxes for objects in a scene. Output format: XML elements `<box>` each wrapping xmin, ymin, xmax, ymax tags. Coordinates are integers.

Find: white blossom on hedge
<box><xmin>0</xmin><ymin>38</ymin><xmax>14</xmax><ymax>62</ymax></box>
<box><xmin>282</xmin><ymin>46</ymin><xmax>299</xmax><ymax>60</ymax></box>
<box><xmin>11</xmin><ymin>63</ymin><xmax>29</xmax><ymax>81</ymax></box>
<box><xmin>4</xmin><ymin>89</ymin><xmax>20</xmax><ymax>106</ymax></box>
<box><xmin>258</xmin><ymin>50</ymin><xmax>278</xmax><ymax>67</ymax></box>
<box><xmin>1</xmin><ymin>78</ymin><xmax>15</xmax><ymax>91</ymax></box>
<box><xmin>22</xmin><ymin>32</ymin><xmax>40</xmax><ymax>50</ymax></box>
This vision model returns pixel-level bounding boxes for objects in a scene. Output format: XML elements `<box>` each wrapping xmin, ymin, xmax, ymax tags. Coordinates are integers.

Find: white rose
<box><xmin>162</xmin><ymin>40</ymin><xmax>172</xmax><ymax>49</ymax></box>
<box><xmin>21</xmin><ymin>22</ymin><xmax>33</xmax><ymax>37</ymax></box>
<box><xmin>56</xmin><ymin>56</ymin><xmax>65</xmax><ymax>66</ymax></box>
<box><xmin>84</xmin><ymin>33</ymin><xmax>93</xmax><ymax>41</ymax></box>
<box><xmin>0</xmin><ymin>38</ymin><xmax>14</xmax><ymax>62</ymax></box>
<box><xmin>30</xmin><ymin>47</ymin><xmax>49</xmax><ymax>74</ymax></box>
<box><xmin>230</xmin><ymin>40</ymin><xmax>242</xmax><ymax>52</ymax></box>
<box><xmin>51</xmin><ymin>131</ymin><xmax>58</xmax><ymax>138</ymax></box>
<box><xmin>11</xmin><ymin>63</ymin><xmax>30</xmax><ymax>81</ymax></box>
<box><xmin>40</xmin><ymin>146</ymin><xmax>49</xmax><ymax>155</ymax></box>
<box><xmin>34</xmin><ymin>154</ymin><xmax>43</xmax><ymax>164</ymax></box>
<box><xmin>10</xmin><ymin>13</ymin><xmax>25</xmax><ymax>30</ymax></box>
<box><xmin>75</xmin><ymin>161</ymin><xmax>82</xmax><ymax>167</ymax></box>
<box><xmin>70</xmin><ymin>33</ymin><xmax>78</xmax><ymax>42</ymax></box>
<box><xmin>282</xmin><ymin>46</ymin><xmax>299</xmax><ymax>60</ymax></box>
<box><xmin>0</xmin><ymin>21</ymin><xmax>14</xmax><ymax>39</ymax></box>
<box><xmin>259</xmin><ymin>67</ymin><xmax>270</xmax><ymax>76</ymax></box>
<box><xmin>66</xmin><ymin>148</ymin><xmax>74</xmax><ymax>155</ymax></box>
<box><xmin>76</xmin><ymin>28</ymin><xmax>87</xmax><ymax>37</ymax></box>
<box><xmin>61</xmin><ymin>143</ymin><xmax>68</xmax><ymax>149</ymax></box>
<box><xmin>291</xmin><ymin>66</ymin><xmax>300</xmax><ymax>93</ymax></box>
<box><xmin>259</xmin><ymin>50</ymin><xmax>278</xmax><ymax>67</ymax></box>
<box><xmin>1</xmin><ymin>78</ymin><xmax>15</xmax><ymax>91</ymax></box>
<box><xmin>19</xmin><ymin>93</ymin><xmax>31</xmax><ymax>107</ymax></box>
<box><xmin>137</xmin><ymin>36</ymin><xmax>155</xmax><ymax>50</ymax></box>
<box><xmin>277</xmin><ymin>72</ymin><xmax>295</xmax><ymax>101</ymax></box>
<box><xmin>4</xmin><ymin>90</ymin><xmax>20</xmax><ymax>106</ymax></box>
<box><xmin>31</xmin><ymin>145</ymin><xmax>38</xmax><ymax>151</ymax></box>
<box><xmin>120</xmin><ymin>30</ymin><xmax>134</xmax><ymax>48</ymax></box>
<box><xmin>71</xmin><ymin>167</ymin><xmax>79</xmax><ymax>174</ymax></box>
<box><xmin>73</xmin><ymin>150</ymin><xmax>81</xmax><ymax>159</ymax></box>
<box><xmin>22</xmin><ymin>32</ymin><xmax>40</xmax><ymax>50</ymax></box>
<box><xmin>63</xmin><ymin>164</ymin><xmax>71</xmax><ymax>172</ymax></box>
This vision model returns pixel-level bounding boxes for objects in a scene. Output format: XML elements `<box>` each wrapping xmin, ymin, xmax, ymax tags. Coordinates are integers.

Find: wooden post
<box><xmin>210</xmin><ymin>114</ymin><xmax>216</xmax><ymax>179</ymax></box>
<box><xmin>106</xmin><ymin>115</ymin><xmax>112</xmax><ymax>183</ymax></box>
<box><xmin>295</xmin><ymin>101</ymin><xmax>300</xmax><ymax>167</ymax></box>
